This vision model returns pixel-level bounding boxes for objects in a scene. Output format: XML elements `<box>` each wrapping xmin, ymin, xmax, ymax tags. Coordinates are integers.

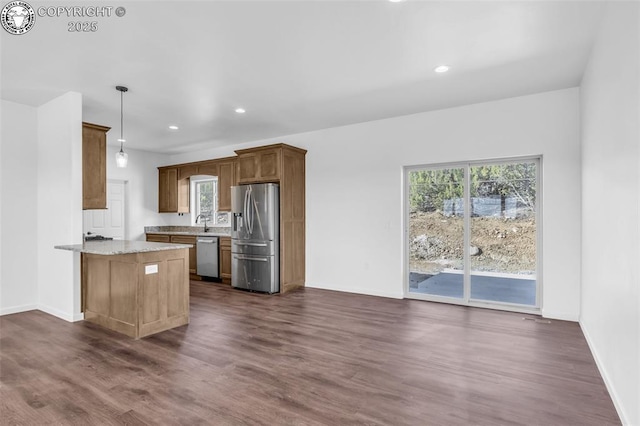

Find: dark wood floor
<box><xmin>1</xmin><ymin>281</ymin><xmax>620</xmax><ymax>425</ymax></box>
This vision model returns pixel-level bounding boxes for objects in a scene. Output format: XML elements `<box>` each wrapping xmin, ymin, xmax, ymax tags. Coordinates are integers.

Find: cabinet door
<box><xmin>158</xmin><ymin>168</ymin><xmax>177</xmax><ymax>212</ymax></box>
<box><xmin>236</xmin><ymin>154</ymin><xmax>258</xmax><ymax>183</ymax></box>
<box><xmin>236</xmin><ymin>148</ymin><xmax>281</xmax><ymax>184</ymax></box>
<box><xmin>257</xmin><ymin>149</ymin><xmax>280</xmax><ymax>181</ymax></box>
<box><xmin>82</xmin><ymin>123</ymin><xmax>110</xmax><ymax>210</ymax></box>
<box><xmin>217</xmin><ymin>161</ymin><xmax>235</xmax><ymax>212</ymax></box>
<box><xmin>170</xmin><ymin>235</ymin><xmax>197</xmax><ymax>274</ymax></box>
<box><xmin>178</xmin><ymin>164</ymin><xmax>199</xmax><ymax>180</ymax></box>
<box><xmin>197</xmin><ymin>161</ymin><xmax>219</xmax><ymax>177</ymax></box>
<box><xmin>158</xmin><ymin>167</ymin><xmax>189</xmax><ymax>213</ymax></box>
<box><xmin>177</xmin><ymin>178</ymin><xmax>190</xmax><ymax>213</ymax></box>
<box><xmin>219</xmin><ymin>237</ymin><xmax>232</xmax><ymax>281</ymax></box>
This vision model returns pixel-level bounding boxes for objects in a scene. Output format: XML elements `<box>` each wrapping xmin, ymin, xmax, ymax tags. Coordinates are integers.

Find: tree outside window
<box><xmin>194</xmin><ymin>179</ymin><xmax>217</xmax><ymax>223</ymax></box>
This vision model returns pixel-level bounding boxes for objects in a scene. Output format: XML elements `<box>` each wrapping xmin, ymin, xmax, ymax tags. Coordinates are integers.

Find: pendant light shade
<box><xmin>116</xmin><ymin>149</ymin><xmax>128</xmax><ymax>168</ymax></box>
<box><xmin>115</xmin><ymin>85</ymin><xmax>128</xmax><ymax>168</ymax></box>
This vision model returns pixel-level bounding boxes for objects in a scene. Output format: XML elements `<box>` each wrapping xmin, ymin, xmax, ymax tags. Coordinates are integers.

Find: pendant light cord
<box><xmin>116</xmin><ymin>85</ymin><xmax>128</xmax><ymax>152</ymax></box>
<box><xmin>115</xmin><ymin>85</ymin><xmax>129</xmax><ymax>168</ymax></box>
<box><xmin>120</xmin><ymin>89</ymin><xmax>124</xmax><ymax>152</ymax></box>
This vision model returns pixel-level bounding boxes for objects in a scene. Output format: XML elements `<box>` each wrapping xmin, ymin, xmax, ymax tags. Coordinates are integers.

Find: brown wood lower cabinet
<box><xmin>146</xmin><ymin>233</ymin><xmax>170</xmax><ymax>243</ymax></box>
<box><xmin>82</xmin><ymin>249</ymin><xmax>189</xmax><ymax>339</ymax></box>
<box><xmin>168</xmin><ymin>235</ymin><xmax>197</xmax><ymax>275</ymax></box>
<box><xmin>146</xmin><ymin>233</ymin><xmax>232</xmax><ymax>282</ymax></box>
<box><xmin>219</xmin><ymin>237</ymin><xmax>231</xmax><ymax>282</ymax></box>
<box><xmin>146</xmin><ymin>234</ymin><xmax>198</xmax><ymax>279</ymax></box>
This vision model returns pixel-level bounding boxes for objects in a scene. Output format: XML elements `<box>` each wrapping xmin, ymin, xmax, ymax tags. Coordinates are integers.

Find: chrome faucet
<box><xmin>196</xmin><ymin>214</ymin><xmax>210</xmax><ymax>232</ymax></box>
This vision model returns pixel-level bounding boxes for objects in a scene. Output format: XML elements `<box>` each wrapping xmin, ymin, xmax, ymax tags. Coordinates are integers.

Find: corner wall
<box><xmin>0</xmin><ymin>100</ymin><xmax>39</xmax><ymax>315</ymax></box>
<box><xmin>580</xmin><ymin>2</ymin><xmax>640</xmax><ymax>424</ymax></box>
<box><xmin>170</xmin><ymin>88</ymin><xmax>582</xmax><ymax>320</ymax></box>
<box><xmin>36</xmin><ymin>92</ymin><xmax>84</xmax><ymax>321</ymax></box>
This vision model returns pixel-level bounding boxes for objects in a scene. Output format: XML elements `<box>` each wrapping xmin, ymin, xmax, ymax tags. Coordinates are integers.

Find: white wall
<box><xmin>36</xmin><ymin>92</ymin><xmax>84</xmax><ymax>321</ymax></box>
<box><xmin>580</xmin><ymin>2</ymin><xmax>640</xmax><ymax>425</ymax></box>
<box><xmin>171</xmin><ymin>88</ymin><xmax>582</xmax><ymax>320</ymax></box>
<box><xmin>0</xmin><ymin>100</ymin><xmax>39</xmax><ymax>315</ymax></box>
<box><xmin>0</xmin><ymin>96</ymin><xmax>171</xmax><ymax>319</ymax></box>
<box><xmin>105</xmin><ymin>145</ymin><xmax>172</xmax><ymax>240</ymax></box>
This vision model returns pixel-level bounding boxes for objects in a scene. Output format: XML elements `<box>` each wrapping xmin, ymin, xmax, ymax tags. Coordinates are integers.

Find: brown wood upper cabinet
<box><xmin>235</xmin><ymin>146</ymin><xmax>281</xmax><ymax>184</ymax></box>
<box><xmin>178</xmin><ymin>160</ymin><xmax>219</xmax><ymax>180</ymax></box>
<box><xmin>163</xmin><ymin>158</ymin><xmax>235</xmax><ymax>213</ymax></box>
<box><xmin>82</xmin><ymin>122</ymin><xmax>110</xmax><ymax>210</ymax></box>
<box><xmin>197</xmin><ymin>160</ymin><xmax>219</xmax><ymax>177</ymax></box>
<box><xmin>158</xmin><ymin>167</ymin><xmax>189</xmax><ymax>213</ymax></box>
<box><xmin>217</xmin><ymin>159</ymin><xmax>235</xmax><ymax>211</ymax></box>
<box><xmin>178</xmin><ymin>163</ymin><xmax>200</xmax><ymax>180</ymax></box>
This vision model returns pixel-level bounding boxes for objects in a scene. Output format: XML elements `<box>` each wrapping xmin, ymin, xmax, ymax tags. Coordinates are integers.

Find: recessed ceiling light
<box><xmin>169</xmin><ymin>125</ymin><xmax>179</xmax><ymax>130</ymax></box>
<box><xmin>235</xmin><ymin>108</ymin><xmax>246</xmax><ymax>114</ymax></box>
<box><xmin>389</xmin><ymin>0</ymin><xmax>405</xmax><ymax>2</ymax></box>
<box><xmin>434</xmin><ymin>65</ymin><xmax>450</xmax><ymax>73</ymax></box>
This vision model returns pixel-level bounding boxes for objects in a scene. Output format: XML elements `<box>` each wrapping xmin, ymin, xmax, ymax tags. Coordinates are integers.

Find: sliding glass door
<box><xmin>406</xmin><ymin>158</ymin><xmax>540</xmax><ymax>312</ymax></box>
<box><xmin>407</xmin><ymin>167</ymin><xmax>465</xmax><ymax>300</ymax></box>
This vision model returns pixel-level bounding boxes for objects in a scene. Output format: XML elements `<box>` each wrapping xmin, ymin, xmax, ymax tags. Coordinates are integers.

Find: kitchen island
<box><xmin>55</xmin><ymin>240</ymin><xmax>192</xmax><ymax>339</ymax></box>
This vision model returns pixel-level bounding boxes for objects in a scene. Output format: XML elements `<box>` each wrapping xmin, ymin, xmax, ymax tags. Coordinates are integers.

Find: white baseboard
<box><xmin>0</xmin><ymin>304</ymin><xmax>38</xmax><ymax>316</ymax></box>
<box><xmin>580</xmin><ymin>321</ymin><xmax>628</xmax><ymax>425</ymax></box>
<box><xmin>0</xmin><ymin>304</ymin><xmax>84</xmax><ymax>322</ymax></box>
<box><xmin>541</xmin><ymin>308</ymin><xmax>579</xmax><ymax>322</ymax></box>
<box><xmin>37</xmin><ymin>304</ymin><xmax>77</xmax><ymax>322</ymax></box>
<box><xmin>305</xmin><ymin>282</ymin><xmax>403</xmax><ymax>300</ymax></box>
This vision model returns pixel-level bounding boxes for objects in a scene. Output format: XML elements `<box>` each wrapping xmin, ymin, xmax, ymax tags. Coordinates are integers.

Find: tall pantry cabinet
<box><xmin>234</xmin><ymin>144</ymin><xmax>307</xmax><ymax>293</ymax></box>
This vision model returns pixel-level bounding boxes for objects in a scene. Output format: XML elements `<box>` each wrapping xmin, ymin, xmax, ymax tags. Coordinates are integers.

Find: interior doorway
<box><xmin>83</xmin><ymin>180</ymin><xmax>127</xmax><ymax>240</ymax></box>
<box><xmin>404</xmin><ymin>158</ymin><xmax>541</xmax><ymax>313</ymax></box>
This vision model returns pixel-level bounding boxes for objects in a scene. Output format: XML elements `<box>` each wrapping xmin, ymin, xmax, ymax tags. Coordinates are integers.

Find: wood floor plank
<box><xmin>0</xmin><ymin>281</ymin><xmax>620</xmax><ymax>425</ymax></box>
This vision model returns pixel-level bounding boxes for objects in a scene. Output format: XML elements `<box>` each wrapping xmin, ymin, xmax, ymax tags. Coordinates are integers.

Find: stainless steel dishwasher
<box><xmin>196</xmin><ymin>236</ymin><xmax>219</xmax><ymax>279</ymax></box>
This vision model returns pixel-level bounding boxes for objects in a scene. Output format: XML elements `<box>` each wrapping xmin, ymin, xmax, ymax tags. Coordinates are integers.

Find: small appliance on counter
<box><xmin>231</xmin><ymin>183</ymin><xmax>279</xmax><ymax>293</ymax></box>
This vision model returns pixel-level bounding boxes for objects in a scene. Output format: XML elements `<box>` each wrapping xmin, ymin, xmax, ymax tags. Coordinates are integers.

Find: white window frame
<box><xmin>402</xmin><ymin>155</ymin><xmax>543</xmax><ymax>315</ymax></box>
<box><xmin>190</xmin><ymin>175</ymin><xmax>218</xmax><ymax>226</ymax></box>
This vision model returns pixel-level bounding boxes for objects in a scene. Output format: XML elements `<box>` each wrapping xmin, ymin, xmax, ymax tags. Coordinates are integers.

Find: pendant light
<box><xmin>115</xmin><ymin>85</ymin><xmax>129</xmax><ymax>168</ymax></box>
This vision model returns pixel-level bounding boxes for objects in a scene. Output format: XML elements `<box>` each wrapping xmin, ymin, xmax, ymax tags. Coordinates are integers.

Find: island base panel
<box><xmin>82</xmin><ymin>249</ymin><xmax>189</xmax><ymax>339</ymax></box>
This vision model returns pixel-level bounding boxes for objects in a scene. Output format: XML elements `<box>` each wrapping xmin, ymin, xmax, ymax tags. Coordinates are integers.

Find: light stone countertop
<box><xmin>54</xmin><ymin>240</ymin><xmax>192</xmax><ymax>255</ymax></box>
<box><xmin>146</xmin><ymin>231</ymin><xmax>230</xmax><ymax>237</ymax></box>
<box><xmin>144</xmin><ymin>225</ymin><xmax>231</xmax><ymax>238</ymax></box>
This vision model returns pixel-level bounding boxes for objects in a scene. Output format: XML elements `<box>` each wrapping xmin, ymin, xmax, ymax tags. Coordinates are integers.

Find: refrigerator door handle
<box><xmin>234</xmin><ymin>242</ymin><xmax>268</xmax><ymax>247</ymax></box>
<box><xmin>234</xmin><ymin>255</ymin><xmax>268</xmax><ymax>262</ymax></box>
<box><xmin>244</xmin><ymin>187</ymin><xmax>251</xmax><ymax>234</ymax></box>
<box><xmin>247</xmin><ymin>187</ymin><xmax>254</xmax><ymax>234</ymax></box>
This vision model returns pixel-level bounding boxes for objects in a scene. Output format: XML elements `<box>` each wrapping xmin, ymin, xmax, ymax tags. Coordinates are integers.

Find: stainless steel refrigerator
<box><xmin>231</xmin><ymin>183</ymin><xmax>280</xmax><ymax>293</ymax></box>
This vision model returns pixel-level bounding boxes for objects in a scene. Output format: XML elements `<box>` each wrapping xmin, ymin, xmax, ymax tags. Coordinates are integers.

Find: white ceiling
<box><xmin>1</xmin><ymin>1</ymin><xmax>605</xmax><ymax>154</ymax></box>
